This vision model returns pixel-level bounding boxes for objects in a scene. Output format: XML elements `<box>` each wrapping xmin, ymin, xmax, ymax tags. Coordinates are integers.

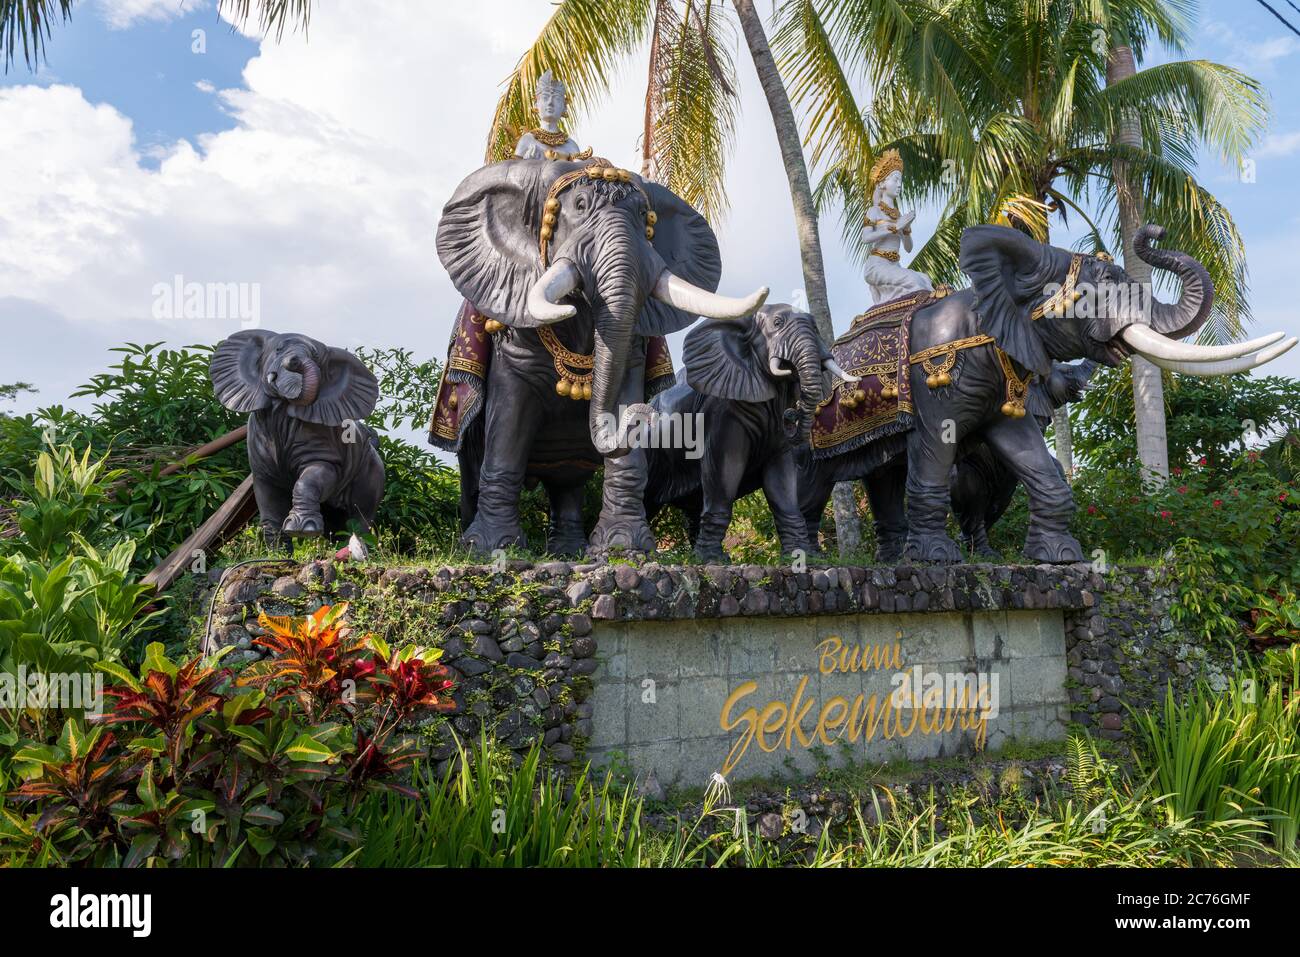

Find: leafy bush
<box><xmin>0</xmin><ymin>605</ymin><xmax>455</xmax><ymax>867</ymax></box>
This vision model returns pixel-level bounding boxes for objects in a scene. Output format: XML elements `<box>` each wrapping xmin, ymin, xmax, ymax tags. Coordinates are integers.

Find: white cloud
<box><xmin>93</xmin><ymin>0</ymin><xmax>210</xmax><ymax>30</ymax></box>
<box><xmin>1259</xmin><ymin>130</ymin><xmax>1300</xmax><ymax>159</ymax></box>
<box><xmin>0</xmin><ymin>0</ymin><xmax>870</xmax><ymax>434</ymax></box>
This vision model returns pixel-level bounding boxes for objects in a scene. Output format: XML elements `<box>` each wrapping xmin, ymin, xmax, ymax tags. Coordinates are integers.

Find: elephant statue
<box><xmin>799</xmin><ymin>224</ymin><xmax>1294</xmax><ymax>563</ymax></box>
<box><xmin>210</xmin><ymin>330</ymin><xmax>385</xmax><ymax>549</ymax></box>
<box><xmin>434</xmin><ymin>157</ymin><xmax>766</xmax><ymax>557</ymax></box>
<box><xmin>643</xmin><ymin>304</ymin><xmax>842</xmax><ymax>560</ymax></box>
<box><xmin>950</xmin><ymin>359</ymin><xmax>1097</xmax><ymax>557</ymax></box>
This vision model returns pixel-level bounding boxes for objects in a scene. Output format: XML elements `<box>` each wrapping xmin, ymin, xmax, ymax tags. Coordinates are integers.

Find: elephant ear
<box><xmin>682</xmin><ymin>318</ymin><xmax>777</xmax><ymax>402</ymax></box>
<box><xmin>638</xmin><ymin>181</ymin><xmax>722</xmax><ymax>337</ymax></box>
<box><xmin>436</xmin><ymin>159</ymin><xmax>553</xmax><ymax>328</ymax></box>
<box><xmin>210</xmin><ymin>330</ymin><xmax>272</xmax><ymax>413</ymax></box>
<box><xmin>286</xmin><ymin>347</ymin><xmax>380</xmax><ymax>427</ymax></box>
<box><xmin>958</xmin><ymin>225</ymin><xmax>1059</xmax><ymax>377</ymax></box>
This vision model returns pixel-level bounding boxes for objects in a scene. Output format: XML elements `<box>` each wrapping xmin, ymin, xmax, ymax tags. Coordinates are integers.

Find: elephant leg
<box><xmin>864</xmin><ymin>455</ymin><xmax>908</xmax><ymax>563</ymax></box>
<box><xmin>981</xmin><ymin>416</ymin><xmax>1082</xmax><ymax>563</ymax></box>
<box><xmin>253</xmin><ymin>479</ymin><xmax>292</xmax><ymax>552</ymax></box>
<box><xmin>463</xmin><ymin>386</ymin><xmax>541</xmax><ymax>555</ymax></box>
<box><xmin>796</xmin><ymin>460</ymin><xmax>834</xmax><ymax>555</ymax></box>
<box><xmin>345</xmin><ymin>451</ymin><xmax>385</xmax><ymax>534</ymax></box>
<box><xmin>903</xmin><ymin>430</ymin><xmax>963</xmax><ymax>564</ymax></box>
<box><xmin>545</xmin><ymin>479</ymin><xmax>588</xmax><ymax>557</ymax></box>
<box><xmin>589</xmin><ymin>351</ymin><xmax>656</xmax><ymax>557</ymax></box>
<box><xmin>696</xmin><ymin>447</ymin><xmax>747</xmax><ymax>563</ymax></box>
<box><xmin>283</xmin><ymin>462</ymin><xmax>339</xmax><ymax>538</ymax></box>
<box><xmin>762</xmin><ymin>450</ymin><xmax>809</xmax><ymax>558</ymax></box>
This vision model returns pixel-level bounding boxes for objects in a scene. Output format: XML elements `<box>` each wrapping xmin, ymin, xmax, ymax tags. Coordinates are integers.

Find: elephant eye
<box><xmin>574</xmin><ymin>193</ymin><xmax>590</xmax><ymax>213</ymax></box>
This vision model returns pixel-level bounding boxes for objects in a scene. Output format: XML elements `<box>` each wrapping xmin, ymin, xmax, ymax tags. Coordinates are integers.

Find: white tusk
<box><xmin>769</xmin><ymin>356</ymin><xmax>794</xmax><ymax>377</ymax></box>
<box><xmin>1121</xmin><ymin>324</ymin><xmax>1285</xmax><ymax>361</ymax></box>
<box><xmin>526</xmin><ymin>258</ymin><xmax>580</xmax><ymax>324</ymax></box>
<box><xmin>652</xmin><ymin>268</ymin><xmax>768</xmax><ymax>320</ymax></box>
<box><xmin>1138</xmin><ymin>336</ymin><xmax>1298</xmax><ymax>376</ymax></box>
<box><xmin>823</xmin><ymin>358</ymin><xmax>859</xmax><ymax>383</ymax></box>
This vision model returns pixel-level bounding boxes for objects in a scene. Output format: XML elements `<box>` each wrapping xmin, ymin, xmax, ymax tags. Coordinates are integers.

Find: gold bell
<box><xmin>556</xmin><ymin>379</ymin><xmax>572</xmax><ymax>398</ymax></box>
<box><xmin>1015</xmin><ymin>406</ymin><xmax>1027</xmax><ymax>419</ymax></box>
<box><xmin>646</xmin><ymin>211</ymin><xmax>658</xmax><ymax>226</ymax></box>
<box><xmin>926</xmin><ymin>374</ymin><xmax>939</xmax><ymax>389</ymax></box>
<box><xmin>934</xmin><ymin>371</ymin><xmax>952</xmax><ymax>387</ymax></box>
<box><xmin>545</xmin><ymin>198</ymin><xmax>561</xmax><ymax>213</ymax></box>
<box><xmin>882</xmin><ymin>385</ymin><xmax>898</xmax><ymax>399</ymax></box>
<box><xmin>840</xmin><ymin>393</ymin><xmax>858</xmax><ymax>410</ymax></box>
<box><xmin>540</xmin><ymin>225</ymin><xmax>553</xmax><ymax>242</ymax></box>
<box><xmin>571</xmin><ymin>384</ymin><xmax>586</xmax><ymax>401</ymax></box>
<box><xmin>853</xmin><ymin>389</ymin><xmax>867</xmax><ymax>403</ymax></box>
<box><xmin>1001</xmin><ymin>401</ymin><xmax>1016</xmax><ymax>416</ymax></box>
<box><xmin>484</xmin><ymin>319</ymin><xmax>504</xmax><ymax>334</ymax></box>
<box><xmin>581</xmin><ymin>383</ymin><xmax>592</xmax><ymax>400</ymax></box>
<box><xmin>645</xmin><ymin>226</ymin><xmax>655</xmax><ymax>240</ymax></box>
<box><xmin>543</xmin><ymin>212</ymin><xmax>557</xmax><ymax>228</ymax></box>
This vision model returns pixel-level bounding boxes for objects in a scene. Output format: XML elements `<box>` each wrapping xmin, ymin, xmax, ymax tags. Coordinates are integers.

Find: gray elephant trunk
<box><xmin>1133</xmin><ymin>224</ymin><xmax>1214</xmax><ymax>341</ymax></box>
<box><xmin>586</xmin><ymin>218</ymin><xmax>656</xmax><ymax>457</ymax></box>
<box><xmin>783</xmin><ymin>335</ymin><xmax>822</xmax><ymax>437</ymax></box>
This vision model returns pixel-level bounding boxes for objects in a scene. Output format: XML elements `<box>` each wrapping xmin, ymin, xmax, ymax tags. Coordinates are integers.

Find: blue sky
<box><xmin>1</xmin><ymin>0</ymin><xmax>1298</xmax><ymax>433</ymax></box>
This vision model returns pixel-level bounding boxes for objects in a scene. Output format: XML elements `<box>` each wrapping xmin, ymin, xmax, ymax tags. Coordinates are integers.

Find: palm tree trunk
<box><xmin>1108</xmin><ymin>42</ymin><xmax>1169</xmax><ymax>486</ymax></box>
<box><xmin>731</xmin><ymin>0</ymin><xmax>861</xmax><ymax>556</ymax></box>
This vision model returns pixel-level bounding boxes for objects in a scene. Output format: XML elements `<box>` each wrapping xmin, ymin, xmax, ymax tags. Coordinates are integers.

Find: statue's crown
<box><xmin>537</xmin><ymin>69</ymin><xmax>565</xmax><ymax>100</ymax></box>
<box><xmin>870</xmin><ymin>149</ymin><xmax>903</xmax><ymax>188</ymax></box>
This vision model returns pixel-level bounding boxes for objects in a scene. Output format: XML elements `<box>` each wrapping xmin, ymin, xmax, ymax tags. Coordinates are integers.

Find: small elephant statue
<box><xmin>643</xmin><ymin>304</ymin><xmax>838</xmax><ymax>560</ymax></box>
<box><xmin>210</xmin><ymin>330</ymin><xmax>385</xmax><ymax>551</ymax></box>
<box><xmin>950</xmin><ymin>359</ymin><xmax>1097</xmax><ymax>556</ymax></box>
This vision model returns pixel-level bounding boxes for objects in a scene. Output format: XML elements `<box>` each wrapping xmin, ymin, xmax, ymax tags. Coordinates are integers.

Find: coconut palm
<box><xmin>775</xmin><ymin>0</ymin><xmax>1268</xmax><ymax>480</ymax></box>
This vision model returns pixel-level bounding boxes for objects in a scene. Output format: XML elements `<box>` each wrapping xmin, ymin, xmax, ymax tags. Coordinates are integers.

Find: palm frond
<box><xmin>642</xmin><ymin>0</ymin><xmax>739</xmax><ymax>219</ymax></box>
<box><xmin>219</xmin><ymin>0</ymin><xmax>312</xmax><ymax>40</ymax></box>
<box><xmin>485</xmin><ymin>0</ymin><xmax>654</xmax><ymax>163</ymax></box>
<box><xmin>0</xmin><ymin>0</ymin><xmax>71</xmax><ymax>69</ymax></box>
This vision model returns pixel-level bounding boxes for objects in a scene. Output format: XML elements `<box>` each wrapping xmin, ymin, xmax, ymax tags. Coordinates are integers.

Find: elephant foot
<box><xmin>462</xmin><ymin>516</ymin><xmax>526</xmax><ymax>556</ymax></box>
<box><xmin>1023</xmin><ymin>528</ymin><xmax>1084</xmax><ymax>564</ymax></box>
<box><xmin>282</xmin><ymin>508</ymin><xmax>324</xmax><ymax>538</ymax></box>
<box><xmin>903</xmin><ymin>531</ymin><xmax>962</xmax><ymax>564</ymax></box>
<box><xmin>588</xmin><ymin>516</ymin><xmax>656</xmax><ymax>558</ymax></box>
<box><xmin>874</xmin><ymin>539</ymin><xmax>905</xmax><ymax>564</ymax></box>
<box><xmin>694</xmin><ymin>543</ymin><xmax>729</xmax><ymax>564</ymax></box>
<box><xmin>546</xmin><ymin>529</ymin><xmax>589</xmax><ymax>559</ymax></box>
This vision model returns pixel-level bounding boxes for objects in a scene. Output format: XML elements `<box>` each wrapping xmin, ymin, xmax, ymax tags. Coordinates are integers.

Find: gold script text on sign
<box><xmin>717</xmin><ymin>638</ymin><xmax>991</xmax><ymax>777</ymax></box>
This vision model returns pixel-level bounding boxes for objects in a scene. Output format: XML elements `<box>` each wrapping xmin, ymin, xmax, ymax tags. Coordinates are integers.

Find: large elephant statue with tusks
<box><xmin>435</xmin><ymin>157</ymin><xmax>767</xmax><ymax>556</ymax></box>
<box><xmin>799</xmin><ymin>224</ymin><xmax>1294</xmax><ymax>564</ymax></box>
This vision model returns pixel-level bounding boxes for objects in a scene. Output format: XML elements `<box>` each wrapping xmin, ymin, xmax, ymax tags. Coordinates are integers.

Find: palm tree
<box><xmin>1</xmin><ymin>0</ymin><xmax>311</xmax><ymax>67</ymax></box>
<box><xmin>490</xmin><ymin>0</ymin><xmax>865</xmax><ymax>552</ymax></box>
<box><xmin>776</xmin><ymin>0</ymin><xmax>1267</xmax><ymax>481</ymax></box>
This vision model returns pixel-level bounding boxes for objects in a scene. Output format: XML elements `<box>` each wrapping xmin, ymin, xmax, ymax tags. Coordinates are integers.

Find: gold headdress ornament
<box><xmin>536</xmin><ymin>70</ymin><xmax>565</xmax><ymax>108</ymax></box>
<box><xmin>869</xmin><ymin>149</ymin><xmax>904</xmax><ymax>190</ymax></box>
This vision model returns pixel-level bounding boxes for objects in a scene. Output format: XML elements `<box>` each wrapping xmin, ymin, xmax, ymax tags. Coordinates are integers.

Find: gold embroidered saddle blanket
<box><xmin>810</xmin><ymin>287</ymin><xmax>948</xmax><ymax>460</ymax></box>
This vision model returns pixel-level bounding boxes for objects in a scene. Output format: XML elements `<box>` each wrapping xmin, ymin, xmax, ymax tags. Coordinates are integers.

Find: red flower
<box><xmin>1087</xmin><ymin>505</ymin><xmax>1097</xmax><ymax>515</ymax></box>
<box><xmin>1177</xmin><ymin>485</ymin><xmax>1188</xmax><ymax>494</ymax></box>
<box><xmin>1198</xmin><ymin>456</ymin><xmax>1207</xmax><ymax>466</ymax></box>
<box><xmin>1172</xmin><ymin>467</ymin><xmax>1182</xmax><ymax>477</ymax></box>
<box><xmin>1281</xmin><ymin>492</ymin><xmax>1289</xmax><ymax>502</ymax></box>
<box><xmin>1213</xmin><ymin>499</ymin><xmax>1223</xmax><ymax>508</ymax></box>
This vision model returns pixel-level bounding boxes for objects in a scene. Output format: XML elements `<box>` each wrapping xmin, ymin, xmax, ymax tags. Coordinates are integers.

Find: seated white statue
<box><xmin>514</xmin><ymin>70</ymin><xmax>587</xmax><ymax>161</ymax></box>
<box><xmin>861</xmin><ymin>149</ymin><xmax>933</xmax><ymax>304</ymax></box>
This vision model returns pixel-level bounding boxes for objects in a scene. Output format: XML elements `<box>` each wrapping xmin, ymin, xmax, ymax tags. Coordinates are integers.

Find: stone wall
<box><xmin>198</xmin><ymin>558</ymin><xmax>1229</xmax><ymax>785</ymax></box>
